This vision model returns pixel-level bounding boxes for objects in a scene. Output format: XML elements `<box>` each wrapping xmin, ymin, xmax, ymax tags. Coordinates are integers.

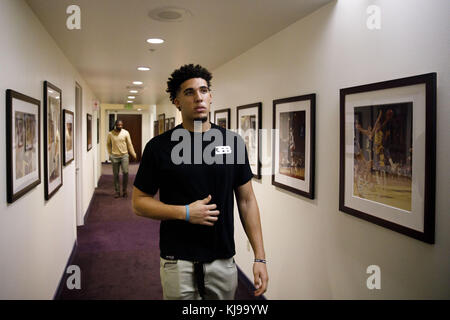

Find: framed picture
<box><xmin>87</xmin><ymin>113</ymin><xmax>92</xmax><ymax>151</ymax></box>
<box><xmin>158</xmin><ymin>113</ymin><xmax>165</xmax><ymax>134</ymax></box>
<box><xmin>165</xmin><ymin>118</ymin><xmax>170</xmax><ymax>132</ymax></box>
<box><xmin>153</xmin><ymin>120</ymin><xmax>159</xmax><ymax>137</ymax></box>
<box><xmin>97</xmin><ymin>117</ymin><xmax>99</xmax><ymax>144</ymax></box>
<box><xmin>214</xmin><ymin>108</ymin><xmax>231</xmax><ymax>129</ymax></box>
<box><xmin>44</xmin><ymin>81</ymin><xmax>63</xmax><ymax>200</ymax></box>
<box><xmin>339</xmin><ymin>73</ymin><xmax>436</xmax><ymax>243</ymax></box>
<box><xmin>6</xmin><ymin>90</ymin><xmax>41</xmax><ymax>203</ymax></box>
<box><xmin>237</xmin><ymin>102</ymin><xmax>262</xmax><ymax>179</ymax></box>
<box><xmin>63</xmin><ymin>109</ymin><xmax>74</xmax><ymax>165</ymax></box>
<box><xmin>109</xmin><ymin>114</ymin><xmax>115</xmax><ymax>131</ymax></box>
<box><xmin>272</xmin><ymin>94</ymin><xmax>315</xmax><ymax>199</ymax></box>
<box><xmin>169</xmin><ymin>117</ymin><xmax>175</xmax><ymax>129</ymax></box>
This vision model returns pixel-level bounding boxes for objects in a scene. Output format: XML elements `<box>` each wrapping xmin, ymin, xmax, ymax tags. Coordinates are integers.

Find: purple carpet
<box><xmin>57</xmin><ymin>168</ymin><xmax>262</xmax><ymax>300</ymax></box>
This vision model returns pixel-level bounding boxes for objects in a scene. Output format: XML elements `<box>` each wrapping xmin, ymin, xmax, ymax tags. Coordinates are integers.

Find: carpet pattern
<box><xmin>58</xmin><ymin>169</ymin><xmax>261</xmax><ymax>300</ymax></box>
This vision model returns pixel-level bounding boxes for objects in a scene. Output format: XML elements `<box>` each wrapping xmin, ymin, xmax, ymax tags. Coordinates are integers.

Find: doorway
<box><xmin>116</xmin><ymin>114</ymin><xmax>142</xmax><ymax>163</ymax></box>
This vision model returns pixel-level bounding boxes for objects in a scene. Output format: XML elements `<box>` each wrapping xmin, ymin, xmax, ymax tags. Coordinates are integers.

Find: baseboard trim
<box><xmin>236</xmin><ymin>265</ymin><xmax>267</xmax><ymax>300</ymax></box>
<box><xmin>53</xmin><ymin>240</ymin><xmax>78</xmax><ymax>300</ymax></box>
<box><xmin>83</xmin><ymin>191</ymin><xmax>96</xmax><ymax>225</ymax></box>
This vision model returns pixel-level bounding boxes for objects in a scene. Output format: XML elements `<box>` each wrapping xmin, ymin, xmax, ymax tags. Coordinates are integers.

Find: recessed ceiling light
<box><xmin>127</xmin><ymin>100</ymin><xmax>133</xmax><ymax>103</ymax></box>
<box><xmin>133</xmin><ymin>81</ymin><xmax>143</xmax><ymax>85</ymax></box>
<box><xmin>137</xmin><ymin>66</ymin><xmax>150</xmax><ymax>71</ymax></box>
<box><xmin>147</xmin><ymin>38</ymin><xmax>164</xmax><ymax>44</ymax></box>
<box><xmin>149</xmin><ymin>6</ymin><xmax>192</xmax><ymax>22</ymax></box>
<box><xmin>128</xmin><ymin>96</ymin><xmax>135</xmax><ymax>99</ymax></box>
<box><xmin>129</xmin><ymin>90</ymin><xmax>138</xmax><ymax>93</ymax></box>
<box><xmin>137</xmin><ymin>108</ymin><xmax>142</xmax><ymax>111</ymax></box>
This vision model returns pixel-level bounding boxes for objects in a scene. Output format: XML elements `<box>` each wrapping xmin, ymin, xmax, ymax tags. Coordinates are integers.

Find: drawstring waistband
<box><xmin>193</xmin><ymin>262</ymin><xmax>205</xmax><ymax>299</ymax></box>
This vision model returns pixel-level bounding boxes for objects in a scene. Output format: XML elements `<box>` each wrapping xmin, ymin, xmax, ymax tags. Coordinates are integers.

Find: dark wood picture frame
<box><xmin>214</xmin><ymin>108</ymin><xmax>231</xmax><ymax>129</ymax></box>
<box><xmin>6</xmin><ymin>89</ymin><xmax>41</xmax><ymax>203</ymax></box>
<box><xmin>87</xmin><ymin>113</ymin><xmax>92</xmax><ymax>151</ymax></box>
<box><xmin>44</xmin><ymin>81</ymin><xmax>63</xmax><ymax>200</ymax></box>
<box><xmin>62</xmin><ymin>109</ymin><xmax>74</xmax><ymax>166</ymax></box>
<box><xmin>272</xmin><ymin>94</ymin><xmax>315</xmax><ymax>199</ymax></box>
<box><xmin>236</xmin><ymin>102</ymin><xmax>262</xmax><ymax>179</ymax></box>
<box><xmin>339</xmin><ymin>73</ymin><xmax>436</xmax><ymax>244</ymax></box>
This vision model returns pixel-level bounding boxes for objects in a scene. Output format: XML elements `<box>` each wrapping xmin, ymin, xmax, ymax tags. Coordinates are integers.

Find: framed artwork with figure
<box><xmin>6</xmin><ymin>89</ymin><xmax>41</xmax><ymax>203</ymax></box>
<box><xmin>153</xmin><ymin>120</ymin><xmax>159</xmax><ymax>137</ymax></box>
<box><xmin>214</xmin><ymin>108</ymin><xmax>230</xmax><ymax>129</ymax></box>
<box><xmin>165</xmin><ymin>118</ymin><xmax>170</xmax><ymax>132</ymax></box>
<box><xmin>87</xmin><ymin>113</ymin><xmax>92</xmax><ymax>151</ymax></box>
<box><xmin>272</xmin><ymin>94</ymin><xmax>315</xmax><ymax>199</ymax></box>
<box><xmin>236</xmin><ymin>102</ymin><xmax>262</xmax><ymax>179</ymax></box>
<box><xmin>63</xmin><ymin>109</ymin><xmax>74</xmax><ymax>165</ymax></box>
<box><xmin>158</xmin><ymin>113</ymin><xmax>165</xmax><ymax>134</ymax></box>
<box><xmin>44</xmin><ymin>81</ymin><xmax>63</xmax><ymax>200</ymax></box>
<box><xmin>339</xmin><ymin>73</ymin><xmax>436</xmax><ymax>244</ymax></box>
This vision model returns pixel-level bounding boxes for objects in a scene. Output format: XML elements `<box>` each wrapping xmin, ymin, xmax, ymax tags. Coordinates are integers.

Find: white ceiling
<box><xmin>26</xmin><ymin>0</ymin><xmax>333</xmax><ymax>105</ymax></box>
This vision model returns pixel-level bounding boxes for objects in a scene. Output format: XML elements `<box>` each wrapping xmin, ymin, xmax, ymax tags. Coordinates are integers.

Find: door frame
<box><xmin>106</xmin><ymin>110</ymin><xmax>143</xmax><ymax>162</ymax></box>
<box><xmin>75</xmin><ymin>82</ymin><xmax>83</xmax><ymax>226</ymax></box>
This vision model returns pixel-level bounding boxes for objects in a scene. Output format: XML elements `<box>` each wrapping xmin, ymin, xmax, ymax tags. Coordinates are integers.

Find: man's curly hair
<box><xmin>166</xmin><ymin>64</ymin><xmax>212</xmax><ymax>103</ymax></box>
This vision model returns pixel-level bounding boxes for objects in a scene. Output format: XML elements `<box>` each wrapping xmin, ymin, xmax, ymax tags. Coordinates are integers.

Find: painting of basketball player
<box><xmin>217</xmin><ymin>117</ymin><xmax>227</xmax><ymax>129</ymax></box>
<box><xmin>240</xmin><ymin>115</ymin><xmax>257</xmax><ymax>166</ymax></box>
<box><xmin>353</xmin><ymin>103</ymin><xmax>413</xmax><ymax>212</ymax></box>
<box><xmin>25</xmin><ymin>114</ymin><xmax>36</xmax><ymax>151</ymax></box>
<box><xmin>279</xmin><ymin>111</ymin><xmax>305</xmax><ymax>180</ymax></box>
<box><xmin>66</xmin><ymin>122</ymin><xmax>73</xmax><ymax>152</ymax></box>
<box><xmin>48</xmin><ymin>97</ymin><xmax>61</xmax><ymax>182</ymax></box>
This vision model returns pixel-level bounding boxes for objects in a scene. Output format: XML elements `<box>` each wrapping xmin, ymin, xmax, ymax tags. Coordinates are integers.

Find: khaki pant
<box><xmin>160</xmin><ymin>257</ymin><xmax>238</xmax><ymax>300</ymax></box>
<box><xmin>110</xmin><ymin>154</ymin><xmax>129</xmax><ymax>193</ymax></box>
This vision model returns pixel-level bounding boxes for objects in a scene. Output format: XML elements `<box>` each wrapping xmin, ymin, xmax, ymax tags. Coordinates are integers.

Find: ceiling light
<box><xmin>129</xmin><ymin>90</ymin><xmax>138</xmax><ymax>93</ymax></box>
<box><xmin>128</xmin><ymin>96</ymin><xmax>135</xmax><ymax>99</ymax></box>
<box><xmin>137</xmin><ymin>66</ymin><xmax>150</xmax><ymax>71</ymax></box>
<box><xmin>147</xmin><ymin>38</ymin><xmax>164</xmax><ymax>44</ymax></box>
<box><xmin>133</xmin><ymin>81</ymin><xmax>143</xmax><ymax>85</ymax></box>
<box><xmin>137</xmin><ymin>108</ymin><xmax>142</xmax><ymax>111</ymax></box>
<box><xmin>127</xmin><ymin>100</ymin><xmax>133</xmax><ymax>103</ymax></box>
<box><xmin>149</xmin><ymin>6</ymin><xmax>192</xmax><ymax>22</ymax></box>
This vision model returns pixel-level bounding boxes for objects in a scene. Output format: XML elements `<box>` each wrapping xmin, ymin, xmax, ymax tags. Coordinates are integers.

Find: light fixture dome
<box><xmin>148</xmin><ymin>6</ymin><xmax>192</xmax><ymax>22</ymax></box>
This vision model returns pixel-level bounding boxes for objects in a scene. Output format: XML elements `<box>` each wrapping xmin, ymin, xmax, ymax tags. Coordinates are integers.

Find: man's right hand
<box><xmin>187</xmin><ymin>195</ymin><xmax>220</xmax><ymax>226</ymax></box>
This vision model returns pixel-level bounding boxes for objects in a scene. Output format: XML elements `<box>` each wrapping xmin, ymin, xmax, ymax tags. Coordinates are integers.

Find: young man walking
<box><xmin>107</xmin><ymin>120</ymin><xmax>136</xmax><ymax>198</ymax></box>
<box><xmin>132</xmin><ymin>64</ymin><xmax>268</xmax><ymax>300</ymax></box>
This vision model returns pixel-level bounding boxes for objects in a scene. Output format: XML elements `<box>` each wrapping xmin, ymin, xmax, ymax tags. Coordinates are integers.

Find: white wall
<box><xmin>211</xmin><ymin>0</ymin><xmax>450</xmax><ymax>299</ymax></box>
<box><xmin>0</xmin><ymin>0</ymin><xmax>99</xmax><ymax>299</ymax></box>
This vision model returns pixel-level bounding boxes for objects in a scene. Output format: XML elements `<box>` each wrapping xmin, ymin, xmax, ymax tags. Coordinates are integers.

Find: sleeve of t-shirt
<box><xmin>233</xmin><ymin>135</ymin><xmax>254</xmax><ymax>189</ymax></box>
<box><xmin>133</xmin><ymin>139</ymin><xmax>160</xmax><ymax>195</ymax></box>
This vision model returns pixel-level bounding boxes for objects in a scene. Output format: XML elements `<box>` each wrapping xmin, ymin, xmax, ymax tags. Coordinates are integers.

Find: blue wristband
<box><xmin>185</xmin><ymin>205</ymin><xmax>190</xmax><ymax>221</ymax></box>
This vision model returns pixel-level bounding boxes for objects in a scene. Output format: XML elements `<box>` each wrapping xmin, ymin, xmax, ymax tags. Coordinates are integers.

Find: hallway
<box><xmin>1</xmin><ymin>0</ymin><xmax>449</xmax><ymax>301</ymax></box>
<box><xmin>57</xmin><ymin>164</ymin><xmax>260</xmax><ymax>300</ymax></box>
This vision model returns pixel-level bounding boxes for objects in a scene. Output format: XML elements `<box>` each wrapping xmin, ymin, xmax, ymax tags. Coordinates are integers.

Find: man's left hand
<box><xmin>253</xmin><ymin>262</ymin><xmax>268</xmax><ymax>297</ymax></box>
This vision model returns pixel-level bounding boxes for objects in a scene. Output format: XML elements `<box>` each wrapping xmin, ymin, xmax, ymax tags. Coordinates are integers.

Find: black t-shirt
<box><xmin>133</xmin><ymin>123</ymin><xmax>253</xmax><ymax>262</ymax></box>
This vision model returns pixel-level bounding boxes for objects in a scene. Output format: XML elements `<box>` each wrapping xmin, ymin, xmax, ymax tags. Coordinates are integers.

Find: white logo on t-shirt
<box><xmin>215</xmin><ymin>146</ymin><xmax>232</xmax><ymax>154</ymax></box>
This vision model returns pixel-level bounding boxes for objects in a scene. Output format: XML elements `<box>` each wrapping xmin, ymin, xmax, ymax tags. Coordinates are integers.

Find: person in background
<box><xmin>107</xmin><ymin>120</ymin><xmax>136</xmax><ymax>198</ymax></box>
